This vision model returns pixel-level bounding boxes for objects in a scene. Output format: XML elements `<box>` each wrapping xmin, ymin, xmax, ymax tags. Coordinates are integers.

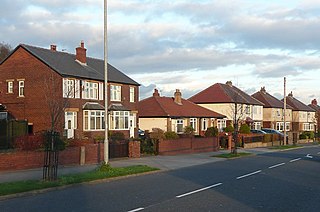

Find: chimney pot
<box><xmin>226</xmin><ymin>81</ymin><xmax>232</xmax><ymax>86</ymax></box>
<box><xmin>153</xmin><ymin>89</ymin><xmax>160</xmax><ymax>97</ymax></box>
<box><xmin>50</xmin><ymin>44</ymin><xmax>57</xmax><ymax>51</ymax></box>
<box><xmin>260</xmin><ymin>86</ymin><xmax>266</xmax><ymax>93</ymax></box>
<box><xmin>312</xmin><ymin>99</ymin><xmax>318</xmax><ymax>105</ymax></box>
<box><xmin>76</xmin><ymin>41</ymin><xmax>87</xmax><ymax>64</ymax></box>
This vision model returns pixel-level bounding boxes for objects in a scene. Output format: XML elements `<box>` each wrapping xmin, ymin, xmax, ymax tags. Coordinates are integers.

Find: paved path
<box><xmin>0</xmin><ymin>146</ymin><xmax>304</xmax><ymax>183</ymax></box>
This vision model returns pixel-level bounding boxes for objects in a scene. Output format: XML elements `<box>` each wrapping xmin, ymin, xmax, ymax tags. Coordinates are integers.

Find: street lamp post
<box><xmin>104</xmin><ymin>0</ymin><xmax>109</xmax><ymax>164</ymax></box>
<box><xmin>283</xmin><ymin>77</ymin><xmax>287</xmax><ymax>145</ymax></box>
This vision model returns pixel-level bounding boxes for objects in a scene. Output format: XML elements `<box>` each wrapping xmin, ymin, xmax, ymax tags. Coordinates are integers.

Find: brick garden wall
<box><xmin>158</xmin><ymin>137</ymin><xmax>219</xmax><ymax>156</ymax></box>
<box><xmin>0</xmin><ymin>141</ymin><xmax>140</xmax><ymax>171</ymax></box>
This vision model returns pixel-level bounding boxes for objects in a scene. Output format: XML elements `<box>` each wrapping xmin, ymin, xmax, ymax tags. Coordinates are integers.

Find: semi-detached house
<box><xmin>0</xmin><ymin>42</ymin><xmax>139</xmax><ymax>139</ymax></box>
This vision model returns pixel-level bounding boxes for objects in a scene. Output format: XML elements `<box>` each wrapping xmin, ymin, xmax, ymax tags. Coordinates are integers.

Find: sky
<box><xmin>1</xmin><ymin>0</ymin><xmax>320</xmax><ymax>104</ymax></box>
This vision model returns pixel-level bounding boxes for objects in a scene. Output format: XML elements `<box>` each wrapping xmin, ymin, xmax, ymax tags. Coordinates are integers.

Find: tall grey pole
<box><xmin>104</xmin><ymin>0</ymin><xmax>109</xmax><ymax>163</ymax></box>
<box><xmin>283</xmin><ymin>77</ymin><xmax>287</xmax><ymax>145</ymax></box>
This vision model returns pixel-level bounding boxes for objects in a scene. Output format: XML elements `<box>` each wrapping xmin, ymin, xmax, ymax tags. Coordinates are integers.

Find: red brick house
<box><xmin>138</xmin><ymin>89</ymin><xmax>225</xmax><ymax>136</ymax></box>
<box><xmin>189</xmin><ymin>81</ymin><xmax>264</xmax><ymax>130</ymax></box>
<box><xmin>308</xmin><ymin>99</ymin><xmax>320</xmax><ymax>135</ymax></box>
<box><xmin>0</xmin><ymin>42</ymin><xmax>140</xmax><ymax>139</ymax></box>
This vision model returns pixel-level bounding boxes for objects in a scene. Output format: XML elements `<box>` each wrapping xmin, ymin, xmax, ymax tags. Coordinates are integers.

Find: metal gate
<box><xmin>109</xmin><ymin>140</ymin><xmax>129</xmax><ymax>158</ymax></box>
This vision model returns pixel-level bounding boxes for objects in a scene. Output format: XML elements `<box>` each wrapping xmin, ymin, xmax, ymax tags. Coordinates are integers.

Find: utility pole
<box><xmin>283</xmin><ymin>77</ymin><xmax>287</xmax><ymax>146</ymax></box>
<box><xmin>104</xmin><ymin>0</ymin><xmax>109</xmax><ymax>164</ymax></box>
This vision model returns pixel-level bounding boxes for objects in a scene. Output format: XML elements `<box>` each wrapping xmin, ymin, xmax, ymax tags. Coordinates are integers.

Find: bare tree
<box><xmin>0</xmin><ymin>42</ymin><xmax>12</xmax><ymax>62</ymax></box>
<box><xmin>230</xmin><ymin>98</ymin><xmax>245</xmax><ymax>154</ymax></box>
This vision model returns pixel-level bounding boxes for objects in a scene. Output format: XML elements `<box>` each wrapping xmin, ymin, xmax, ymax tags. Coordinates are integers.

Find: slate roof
<box><xmin>283</xmin><ymin>93</ymin><xmax>315</xmax><ymax>112</ymax></box>
<box><xmin>1</xmin><ymin>44</ymin><xmax>139</xmax><ymax>85</ymax></box>
<box><xmin>139</xmin><ymin>93</ymin><xmax>226</xmax><ymax>118</ymax></box>
<box><xmin>188</xmin><ymin>82</ymin><xmax>264</xmax><ymax>106</ymax></box>
<box><xmin>251</xmin><ymin>88</ymin><xmax>293</xmax><ymax>109</ymax></box>
<box><xmin>309</xmin><ymin>104</ymin><xmax>320</xmax><ymax>112</ymax></box>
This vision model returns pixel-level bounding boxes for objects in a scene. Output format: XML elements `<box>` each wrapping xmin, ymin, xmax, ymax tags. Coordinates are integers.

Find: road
<box><xmin>1</xmin><ymin>146</ymin><xmax>320</xmax><ymax>212</ymax></box>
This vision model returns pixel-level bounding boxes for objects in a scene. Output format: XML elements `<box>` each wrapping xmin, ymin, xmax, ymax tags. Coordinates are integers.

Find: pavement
<box><xmin>0</xmin><ymin>146</ymin><xmax>305</xmax><ymax>183</ymax></box>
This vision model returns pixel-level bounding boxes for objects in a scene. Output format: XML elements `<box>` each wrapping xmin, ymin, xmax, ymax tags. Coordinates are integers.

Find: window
<box><xmin>110</xmin><ymin>85</ymin><xmax>121</xmax><ymax>101</ymax></box>
<box><xmin>190</xmin><ymin>118</ymin><xmax>197</xmax><ymax>132</ymax></box>
<box><xmin>63</xmin><ymin>79</ymin><xmax>80</xmax><ymax>98</ymax></box>
<box><xmin>110</xmin><ymin>111</ymin><xmax>130</xmax><ymax>130</ymax></box>
<box><xmin>176</xmin><ymin>119</ymin><xmax>184</xmax><ymax>133</ymax></box>
<box><xmin>245</xmin><ymin>105</ymin><xmax>251</xmax><ymax>115</ymax></box>
<box><xmin>217</xmin><ymin>119</ymin><xmax>226</xmax><ymax>132</ymax></box>
<box><xmin>18</xmin><ymin>80</ymin><xmax>24</xmax><ymax>97</ymax></box>
<box><xmin>7</xmin><ymin>81</ymin><xmax>13</xmax><ymax>93</ymax></box>
<box><xmin>253</xmin><ymin>122</ymin><xmax>261</xmax><ymax>130</ymax></box>
<box><xmin>201</xmin><ymin>118</ymin><xmax>208</xmax><ymax>131</ymax></box>
<box><xmin>277</xmin><ymin>122</ymin><xmax>290</xmax><ymax>131</ymax></box>
<box><xmin>130</xmin><ymin>87</ymin><xmax>135</xmax><ymax>102</ymax></box>
<box><xmin>83</xmin><ymin>81</ymin><xmax>98</xmax><ymax>100</ymax></box>
<box><xmin>83</xmin><ymin>110</ymin><xmax>105</xmax><ymax>131</ymax></box>
<box><xmin>276</xmin><ymin>109</ymin><xmax>281</xmax><ymax>117</ymax></box>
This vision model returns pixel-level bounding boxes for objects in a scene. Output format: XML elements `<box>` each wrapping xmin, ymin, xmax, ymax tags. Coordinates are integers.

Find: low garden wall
<box><xmin>0</xmin><ymin>141</ymin><xmax>140</xmax><ymax>172</ymax></box>
<box><xmin>158</xmin><ymin>137</ymin><xmax>219</xmax><ymax>156</ymax></box>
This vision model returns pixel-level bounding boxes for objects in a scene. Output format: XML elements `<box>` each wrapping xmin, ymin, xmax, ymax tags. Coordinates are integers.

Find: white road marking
<box><xmin>290</xmin><ymin>158</ymin><xmax>301</xmax><ymax>163</ymax></box>
<box><xmin>128</xmin><ymin>208</ymin><xmax>144</xmax><ymax>212</ymax></box>
<box><xmin>317</xmin><ymin>152</ymin><xmax>320</xmax><ymax>155</ymax></box>
<box><xmin>305</xmin><ymin>154</ymin><xmax>313</xmax><ymax>159</ymax></box>
<box><xmin>236</xmin><ymin>170</ymin><xmax>262</xmax><ymax>180</ymax></box>
<box><xmin>268</xmin><ymin>163</ymin><xmax>285</xmax><ymax>169</ymax></box>
<box><xmin>176</xmin><ymin>183</ymin><xmax>223</xmax><ymax>198</ymax></box>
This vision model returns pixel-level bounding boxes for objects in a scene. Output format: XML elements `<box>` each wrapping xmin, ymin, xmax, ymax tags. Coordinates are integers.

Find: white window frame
<box><xmin>83</xmin><ymin>110</ymin><xmax>105</xmax><ymax>131</ymax></box>
<box><xmin>18</xmin><ymin>80</ymin><xmax>24</xmax><ymax>97</ymax></box>
<box><xmin>109</xmin><ymin>111</ymin><xmax>130</xmax><ymax>130</ymax></box>
<box><xmin>245</xmin><ymin>105</ymin><xmax>251</xmax><ymax>115</ymax></box>
<box><xmin>110</xmin><ymin>85</ymin><xmax>121</xmax><ymax>101</ymax></box>
<box><xmin>190</xmin><ymin>118</ymin><xmax>197</xmax><ymax>132</ymax></box>
<box><xmin>201</xmin><ymin>118</ymin><xmax>208</xmax><ymax>131</ymax></box>
<box><xmin>7</xmin><ymin>81</ymin><xmax>13</xmax><ymax>93</ymax></box>
<box><xmin>176</xmin><ymin>119</ymin><xmax>184</xmax><ymax>134</ymax></box>
<box><xmin>277</xmin><ymin>122</ymin><xmax>290</xmax><ymax>131</ymax></box>
<box><xmin>130</xmin><ymin>87</ymin><xmax>135</xmax><ymax>103</ymax></box>
<box><xmin>217</xmin><ymin>119</ymin><xmax>226</xmax><ymax>132</ymax></box>
<box><xmin>83</xmin><ymin>81</ymin><xmax>99</xmax><ymax>100</ymax></box>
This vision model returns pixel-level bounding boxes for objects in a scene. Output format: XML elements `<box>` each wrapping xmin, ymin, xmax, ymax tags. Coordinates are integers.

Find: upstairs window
<box><xmin>130</xmin><ymin>87</ymin><xmax>135</xmax><ymax>102</ymax></box>
<box><xmin>83</xmin><ymin>81</ymin><xmax>98</xmax><ymax>100</ymax></box>
<box><xmin>7</xmin><ymin>81</ymin><xmax>13</xmax><ymax>93</ymax></box>
<box><xmin>63</xmin><ymin>78</ymin><xmax>80</xmax><ymax>98</ymax></box>
<box><xmin>18</xmin><ymin>80</ymin><xmax>24</xmax><ymax>97</ymax></box>
<box><xmin>110</xmin><ymin>85</ymin><xmax>121</xmax><ymax>101</ymax></box>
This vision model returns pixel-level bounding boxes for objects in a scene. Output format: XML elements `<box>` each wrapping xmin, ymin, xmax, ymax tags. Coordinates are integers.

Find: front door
<box><xmin>129</xmin><ymin>114</ymin><xmax>136</xmax><ymax>138</ymax></box>
<box><xmin>65</xmin><ymin>112</ymin><xmax>76</xmax><ymax>139</ymax></box>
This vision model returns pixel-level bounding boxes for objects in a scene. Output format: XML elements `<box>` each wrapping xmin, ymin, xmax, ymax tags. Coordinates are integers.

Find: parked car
<box><xmin>138</xmin><ymin>129</ymin><xmax>145</xmax><ymax>139</ymax></box>
<box><xmin>250</xmin><ymin>129</ymin><xmax>267</xmax><ymax>134</ymax></box>
<box><xmin>261</xmin><ymin>128</ymin><xmax>287</xmax><ymax>137</ymax></box>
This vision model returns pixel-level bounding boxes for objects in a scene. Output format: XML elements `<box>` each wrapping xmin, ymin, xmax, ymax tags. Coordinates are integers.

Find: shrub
<box><xmin>184</xmin><ymin>126</ymin><xmax>195</xmax><ymax>136</ymax></box>
<box><xmin>219</xmin><ymin>136</ymin><xmax>228</xmax><ymax>148</ymax></box>
<box><xmin>239</xmin><ymin>124</ymin><xmax>250</xmax><ymax>134</ymax></box>
<box><xmin>164</xmin><ymin>131</ymin><xmax>179</xmax><ymax>140</ymax></box>
<box><xmin>44</xmin><ymin>132</ymin><xmax>66</xmax><ymax>151</ymax></box>
<box><xmin>109</xmin><ymin>132</ymin><xmax>125</xmax><ymax>141</ymax></box>
<box><xmin>205</xmin><ymin>127</ymin><xmax>218</xmax><ymax>137</ymax></box>
<box><xmin>299</xmin><ymin>131</ymin><xmax>315</xmax><ymax>139</ymax></box>
<box><xmin>140</xmin><ymin>138</ymin><xmax>157</xmax><ymax>155</ymax></box>
<box><xmin>150</xmin><ymin>128</ymin><xmax>165</xmax><ymax>140</ymax></box>
<box><xmin>14</xmin><ymin>134</ymin><xmax>44</xmax><ymax>151</ymax></box>
<box><xmin>224</xmin><ymin>125</ymin><xmax>234</xmax><ymax>133</ymax></box>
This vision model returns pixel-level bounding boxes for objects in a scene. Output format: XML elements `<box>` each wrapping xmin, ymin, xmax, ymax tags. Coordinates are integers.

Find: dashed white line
<box><xmin>305</xmin><ymin>154</ymin><xmax>313</xmax><ymax>159</ymax></box>
<box><xmin>128</xmin><ymin>208</ymin><xmax>144</xmax><ymax>212</ymax></box>
<box><xmin>290</xmin><ymin>158</ymin><xmax>301</xmax><ymax>163</ymax></box>
<box><xmin>176</xmin><ymin>183</ymin><xmax>223</xmax><ymax>198</ymax></box>
<box><xmin>236</xmin><ymin>170</ymin><xmax>261</xmax><ymax>180</ymax></box>
<box><xmin>317</xmin><ymin>152</ymin><xmax>320</xmax><ymax>155</ymax></box>
<box><xmin>268</xmin><ymin>163</ymin><xmax>285</xmax><ymax>169</ymax></box>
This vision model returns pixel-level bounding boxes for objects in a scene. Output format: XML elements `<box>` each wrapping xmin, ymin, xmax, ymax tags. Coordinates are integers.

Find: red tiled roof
<box><xmin>189</xmin><ymin>83</ymin><xmax>264</xmax><ymax>106</ymax></box>
<box><xmin>138</xmin><ymin>95</ymin><xmax>226</xmax><ymax>118</ymax></box>
<box><xmin>283</xmin><ymin>93</ymin><xmax>315</xmax><ymax>112</ymax></box>
<box><xmin>252</xmin><ymin>89</ymin><xmax>293</xmax><ymax>109</ymax></box>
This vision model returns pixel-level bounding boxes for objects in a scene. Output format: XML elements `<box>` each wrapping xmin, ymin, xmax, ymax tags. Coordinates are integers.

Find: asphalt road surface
<box><xmin>1</xmin><ymin>146</ymin><xmax>320</xmax><ymax>212</ymax></box>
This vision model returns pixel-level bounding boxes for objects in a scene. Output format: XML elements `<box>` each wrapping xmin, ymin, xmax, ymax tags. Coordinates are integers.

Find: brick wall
<box><xmin>158</xmin><ymin>137</ymin><xmax>219</xmax><ymax>156</ymax></box>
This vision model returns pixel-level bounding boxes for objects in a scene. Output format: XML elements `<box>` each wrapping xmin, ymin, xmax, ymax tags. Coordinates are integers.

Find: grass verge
<box><xmin>0</xmin><ymin>165</ymin><xmax>158</xmax><ymax>197</ymax></box>
<box><xmin>268</xmin><ymin>145</ymin><xmax>301</xmax><ymax>150</ymax></box>
<box><xmin>212</xmin><ymin>152</ymin><xmax>253</xmax><ymax>159</ymax></box>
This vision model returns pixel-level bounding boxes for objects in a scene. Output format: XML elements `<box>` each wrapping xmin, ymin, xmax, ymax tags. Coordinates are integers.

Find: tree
<box><xmin>0</xmin><ymin>42</ymin><xmax>12</xmax><ymax>62</ymax></box>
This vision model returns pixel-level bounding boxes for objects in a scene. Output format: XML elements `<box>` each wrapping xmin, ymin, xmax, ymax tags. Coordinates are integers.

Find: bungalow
<box><xmin>252</xmin><ymin>87</ymin><xmax>293</xmax><ymax>131</ymax></box>
<box><xmin>284</xmin><ymin>92</ymin><xmax>316</xmax><ymax>133</ymax></box>
<box><xmin>0</xmin><ymin>42</ymin><xmax>139</xmax><ymax>139</ymax></box>
<box><xmin>189</xmin><ymin>81</ymin><xmax>264</xmax><ymax>130</ymax></box>
<box><xmin>138</xmin><ymin>89</ymin><xmax>226</xmax><ymax>135</ymax></box>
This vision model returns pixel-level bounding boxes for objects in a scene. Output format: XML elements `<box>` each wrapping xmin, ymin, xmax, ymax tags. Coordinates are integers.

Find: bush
<box><xmin>44</xmin><ymin>132</ymin><xmax>66</xmax><ymax>151</ymax></box>
<box><xmin>224</xmin><ymin>125</ymin><xmax>234</xmax><ymax>133</ymax></box>
<box><xmin>164</xmin><ymin>131</ymin><xmax>179</xmax><ymax>140</ymax></box>
<box><xmin>299</xmin><ymin>131</ymin><xmax>315</xmax><ymax>139</ymax></box>
<box><xmin>184</xmin><ymin>126</ymin><xmax>195</xmax><ymax>136</ymax></box>
<box><xmin>14</xmin><ymin>134</ymin><xmax>44</xmax><ymax>151</ymax></box>
<box><xmin>205</xmin><ymin>127</ymin><xmax>218</xmax><ymax>137</ymax></box>
<box><xmin>239</xmin><ymin>124</ymin><xmax>250</xmax><ymax>134</ymax></box>
<box><xmin>109</xmin><ymin>132</ymin><xmax>125</xmax><ymax>141</ymax></box>
<box><xmin>219</xmin><ymin>136</ymin><xmax>228</xmax><ymax>148</ymax></box>
<box><xmin>140</xmin><ymin>138</ymin><xmax>157</xmax><ymax>155</ymax></box>
<box><xmin>150</xmin><ymin>128</ymin><xmax>165</xmax><ymax>140</ymax></box>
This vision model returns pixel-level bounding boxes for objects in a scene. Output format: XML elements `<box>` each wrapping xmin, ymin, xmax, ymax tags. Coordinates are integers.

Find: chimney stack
<box><xmin>226</xmin><ymin>81</ymin><xmax>233</xmax><ymax>87</ymax></box>
<box><xmin>174</xmin><ymin>89</ymin><xmax>182</xmax><ymax>105</ymax></box>
<box><xmin>288</xmin><ymin>91</ymin><xmax>293</xmax><ymax>97</ymax></box>
<box><xmin>311</xmin><ymin>99</ymin><xmax>318</xmax><ymax>105</ymax></box>
<box><xmin>50</xmin><ymin>44</ymin><xmax>57</xmax><ymax>51</ymax></box>
<box><xmin>76</xmin><ymin>41</ymin><xmax>87</xmax><ymax>64</ymax></box>
<box><xmin>153</xmin><ymin>89</ymin><xmax>160</xmax><ymax>97</ymax></box>
<box><xmin>260</xmin><ymin>86</ymin><xmax>266</xmax><ymax>94</ymax></box>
